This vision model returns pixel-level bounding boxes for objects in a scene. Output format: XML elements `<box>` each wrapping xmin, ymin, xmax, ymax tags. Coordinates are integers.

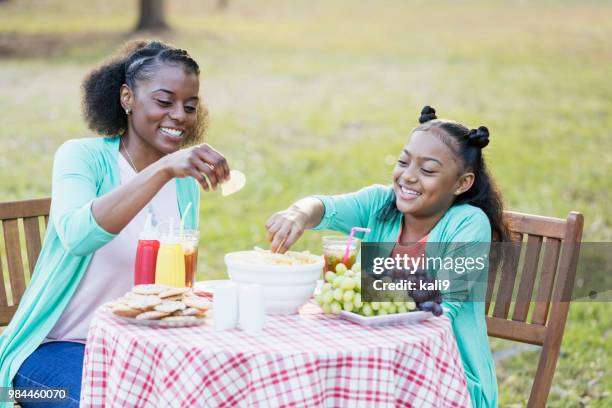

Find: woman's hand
<box><xmin>265</xmin><ymin>207</ymin><xmax>309</xmax><ymax>253</ymax></box>
<box><xmin>161</xmin><ymin>144</ymin><xmax>230</xmax><ymax>191</ymax></box>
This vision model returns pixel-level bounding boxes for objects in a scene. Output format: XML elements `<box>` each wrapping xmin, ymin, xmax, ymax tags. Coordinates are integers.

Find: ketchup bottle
<box><xmin>134</xmin><ymin>214</ymin><xmax>160</xmax><ymax>285</ymax></box>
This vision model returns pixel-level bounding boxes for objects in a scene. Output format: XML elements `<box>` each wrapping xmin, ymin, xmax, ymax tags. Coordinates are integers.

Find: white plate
<box><xmin>340</xmin><ymin>310</ymin><xmax>435</xmax><ymax>326</ymax></box>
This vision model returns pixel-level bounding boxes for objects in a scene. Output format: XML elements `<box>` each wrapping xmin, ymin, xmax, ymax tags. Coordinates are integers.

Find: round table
<box><xmin>81</xmin><ymin>303</ymin><xmax>471</xmax><ymax>407</ymax></box>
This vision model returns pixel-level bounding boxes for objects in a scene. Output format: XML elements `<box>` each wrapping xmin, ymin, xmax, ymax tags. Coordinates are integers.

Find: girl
<box><xmin>0</xmin><ymin>40</ymin><xmax>230</xmax><ymax>407</ymax></box>
<box><xmin>266</xmin><ymin>106</ymin><xmax>508</xmax><ymax>407</ymax></box>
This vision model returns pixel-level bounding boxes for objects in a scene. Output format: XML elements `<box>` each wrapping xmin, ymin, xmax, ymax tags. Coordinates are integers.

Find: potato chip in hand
<box><xmin>221</xmin><ymin>170</ymin><xmax>246</xmax><ymax>196</ymax></box>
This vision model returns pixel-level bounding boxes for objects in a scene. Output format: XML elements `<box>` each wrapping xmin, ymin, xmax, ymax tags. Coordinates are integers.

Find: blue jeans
<box><xmin>13</xmin><ymin>341</ymin><xmax>84</xmax><ymax>407</ymax></box>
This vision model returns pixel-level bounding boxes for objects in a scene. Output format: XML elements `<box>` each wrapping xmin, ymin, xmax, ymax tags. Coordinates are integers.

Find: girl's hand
<box><xmin>161</xmin><ymin>144</ymin><xmax>230</xmax><ymax>191</ymax></box>
<box><xmin>265</xmin><ymin>206</ymin><xmax>309</xmax><ymax>253</ymax></box>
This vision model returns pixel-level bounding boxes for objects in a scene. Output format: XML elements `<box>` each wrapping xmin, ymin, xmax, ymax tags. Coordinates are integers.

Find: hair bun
<box><xmin>419</xmin><ymin>105</ymin><xmax>437</xmax><ymax>124</ymax></box>
<box><xmin>467</xmin><ymin>126</ymin><xmax>490</xmax><ymax>149</ymax></box>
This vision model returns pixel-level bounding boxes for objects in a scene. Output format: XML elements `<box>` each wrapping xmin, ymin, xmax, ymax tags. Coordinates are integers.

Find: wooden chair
<box><xmin>486</xmin><ymin>210</ymin><xmax>583</xmax><ymax>408</ymax></box>
<box><xmin>0</xmin><ymin>198</ymin><xmax>51</xmax><ymax>326</ymax></box>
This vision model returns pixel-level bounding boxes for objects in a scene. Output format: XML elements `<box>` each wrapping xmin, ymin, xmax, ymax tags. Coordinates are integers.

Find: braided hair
<box><xmin>380</xmin><ymin>106</ymin><xmax>509</xmax><ymax>243</ymax></box>
<box><xmin>82</xmin><ymin>40</ymin><xmax>207</xmax><ymax>146</ymax></box>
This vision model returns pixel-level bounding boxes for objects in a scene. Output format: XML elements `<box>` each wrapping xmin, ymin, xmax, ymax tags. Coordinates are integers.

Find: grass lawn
<box><xmin>0</xmin><ymin>0</ymin><xmax>610</xmax><ymax>405</ymax></box>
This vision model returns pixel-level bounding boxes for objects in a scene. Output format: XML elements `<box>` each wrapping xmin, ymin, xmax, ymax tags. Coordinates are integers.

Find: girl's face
<box><xmin>392</xmin><ymin>130</ymin><xmax>473</xmax><ymax>218</ymax></box>
<box><xmin>123</xmin><ymin>64</ymin><xmax>200</xmax><ymax>157</ymax></box>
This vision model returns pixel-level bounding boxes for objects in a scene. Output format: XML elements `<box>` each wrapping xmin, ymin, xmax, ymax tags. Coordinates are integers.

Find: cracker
<box><xmin>132</xmin><ymin>284</ymin><xmax>169</xmax><ymax>296</ymax></box>
<box><xmin>184</xmin><ymin>296</ymin><xmax>211</xmax><ymax>310</ymax></box>
<box><xmin>127</xmin><ymin>295</ymin><xmax>162</xmax><ymax>311</ymax></box>
<box><xmin>161</xmin><ymin>315</ymin><xmax>198</xmax><ymax>323</ymax></box>
<box><xmin>112</xmin><ymin>305</ymin><xmax>142</xmax><ymax>318</ymax></box>
<box><xmin>155</xmin><ymin>301</ymin><xmax>187</xmax><ymax>314</ymax></box>
<box><xmin>175</xmin><ymin>307</ymin><xmax>202</xmax><ymax>317</ymax></box>
<box><xmin>136</xmin><ymin>310</ymin><xmax>171</xmax><ymax>320</ymax></box>
<box><xmin>159</xmin><ymin>287</ymin><xmax>191</xmax><ymax>299</ymax></box>
<box><xmin>162</xmin><ymin>294</ymin><xmax>186</xmax><ymax>302</ymax></box>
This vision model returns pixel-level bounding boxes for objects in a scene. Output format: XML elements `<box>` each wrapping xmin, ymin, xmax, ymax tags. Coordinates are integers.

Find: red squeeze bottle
<box><xmin>134</xmin><ymin>214</ymin><xmax>160</xmax><ymax>285</ymax></box>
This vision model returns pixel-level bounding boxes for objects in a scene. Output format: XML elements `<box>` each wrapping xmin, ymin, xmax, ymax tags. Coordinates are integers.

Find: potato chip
<box><xmin>221</xmin><ymin>170</ymin><xmax>246</xmax><ymax>196</ymax></box>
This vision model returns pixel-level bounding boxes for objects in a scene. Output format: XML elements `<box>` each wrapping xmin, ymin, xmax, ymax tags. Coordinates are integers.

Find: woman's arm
<box><xmin>266</xmin><ymin>197</ymin><xmax>324</xmax><ymax>253</ymax></box>
<box><xmin>92</xmin><ymin>144</ymin><xmax>229</xmax><ymax>234</ymax></box>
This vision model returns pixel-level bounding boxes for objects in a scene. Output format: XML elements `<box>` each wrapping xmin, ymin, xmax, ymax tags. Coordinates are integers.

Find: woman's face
<box><xmin>125</xmin><ymin>64</ymin><xmax>200</xmax><ymax>156</ymax></box>
<box><xmin>392</xmin><ymin>130</ymin><xmax>471</xmax><ymax>218</ymax></box>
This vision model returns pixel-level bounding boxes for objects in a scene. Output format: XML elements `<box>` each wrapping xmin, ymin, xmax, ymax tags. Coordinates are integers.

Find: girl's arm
<box><xmin>265</xmin><ymin>185</ymin><xmax>390</xmax><ymax>253</ymax></box>
<box><xmin>266</xmin><ymin>197</ymin><xmax>324</xmax><ymax>253</ymax></box>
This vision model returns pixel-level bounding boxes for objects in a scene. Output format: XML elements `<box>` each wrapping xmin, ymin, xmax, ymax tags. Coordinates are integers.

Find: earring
<box><xmin>125</xmin><ymin>108</ymin><xmax>131</xmax><ymax>115</ymax></box>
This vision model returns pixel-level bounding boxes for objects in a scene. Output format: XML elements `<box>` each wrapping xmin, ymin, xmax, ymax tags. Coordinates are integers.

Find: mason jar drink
<box><xmin>322</xmin><ymin>236</ymin><xmax>358</xmax><ymax>272</ymax></box>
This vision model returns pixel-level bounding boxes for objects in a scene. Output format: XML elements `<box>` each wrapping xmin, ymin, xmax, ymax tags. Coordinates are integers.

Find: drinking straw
<box><xmin>344</xmin><ymin>227</ymin><xmax>371</xmax><ymax>263</ymax></box>
<box><xmin>179</xmin><ymin>201</ymin><xmax>193</xmax><ymax>235</ymax></box>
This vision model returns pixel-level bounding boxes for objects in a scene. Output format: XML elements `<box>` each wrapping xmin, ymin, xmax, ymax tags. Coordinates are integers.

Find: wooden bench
<box><xmin>0</xmin><ymin>199</ymin><xmax>583</xmax><ymax>407</ymax></box>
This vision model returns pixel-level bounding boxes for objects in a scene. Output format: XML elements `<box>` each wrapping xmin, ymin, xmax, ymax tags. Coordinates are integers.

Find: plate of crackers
<box><xmin>107</xmin><ymin>284</ymin><xmax>212</xmax><ymax>327</ymax></box>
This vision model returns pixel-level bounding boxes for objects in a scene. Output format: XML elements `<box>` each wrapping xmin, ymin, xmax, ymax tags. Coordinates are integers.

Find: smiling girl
<box><xmin>266</xmin><ymin>106</ymin><xmax>508</xmax><ymax>407</ymax></box>
<box><xmin>0</xmin><ymin>40</ymin><xmax>230</xmax><ymax>407</ymax></box>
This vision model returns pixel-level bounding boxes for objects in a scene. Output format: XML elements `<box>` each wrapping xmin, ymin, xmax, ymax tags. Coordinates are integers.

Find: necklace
<box><xmin>121</xmin><ymin>137</ymin><xmax>139</xmax><ymax>173</ymax></box>
<box><xmin>120</xmin><ymin>137</ymin><xmax>159</xmax><ymax>226</ymax></box>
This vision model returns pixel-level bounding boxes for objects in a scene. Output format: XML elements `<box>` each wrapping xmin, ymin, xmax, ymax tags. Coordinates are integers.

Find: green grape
<box><xmin>321</xmin><ymin>283</ymin><xmax>332</xmax><ymax>293</ymax></box>
<box><xmin>322</xmin><ymin>303</ymin><xmax>332</xmax><ymax>314</ymax></box>
<box><xmin>406</xmin><ymin>301</ymin><xmax>416</xmax><ymax>311</ymax></box>
<box><xmin>381</xmin><ymin>302</ymin><xmax>392</xmax><ymax>311</ymax></box>
<box><xmin>315</xmin><ymin>293</ymin><xmax>323</xmax><ymax>305</ymax></box>
<box><xmin>351</xmin><ymin>262</ymin><xmax>361</xmax><ymax>272</ymax></box>
<box><xmin>343</xmin><ymin>301</ymin><xmax>354</xmax><ymax>312</ymax></box>
<box><xmin>393</xmin><ymin>299</ymin><xmax>405</xmax><ymax>306</ymax></box>
<box><xmin>330</xmin><ymin>302</ymin><xmax>342</xmax><ymax>314</ymax></box>
<box><xmin>321</xmin><ymin>291</ymin><xmax>334</xmax><ymax>305</ymax></box>
<box><xmin>387</xmin><ymin>304</ymin><xmax>397</xmax><ymax>314</ymax></box>
<box><xmin>341</xmin><ymin>277</ymin><xmax>356</xmax><ymax>291</ymax></box>
<box><xmin>371</xmin><ymin>302</ymin><xmax>381</xmax><ymax>311</ymax></box>
<box><xmin>333</xmin><ymin>276</ymin><xmax>344</xmax><ymax>289</ymax></box>
<box><xmin>344</xmin><ymin>270</ymin><xmax>354</xmax><ymax>279</ymax></box>
<box><xmin>343</xmin><ymin>290</ymin><xmax>355</xmax><ymax>302</ymax></box>
<box><xmin>335</xmin><ymin>263</ymin><xmax>348</xmax><ymax>275</ymax></box>
<box><xmin>325</xmin><ymin>271</ymin><xmax>337</xmax><ymax>283</ymax></box>
<box><xmin>333</xmin><ymin>288</ymin><xmax>344</xmax><ymax>301</ymax></box>
<box><xmin>361</xmin><ymin>303</ymin><xmax>374</xmax><ymax>316</ymax></box>
<box><xmin>353</xmin><ymin>293</ymin><xmax>363</xmax><ymax>308</ymax></box>
<box><xmin>397</xmin><ymin>304</ymin><xmax>408</xmax><ymax>313</ymax></box>
<box><xmin>377</xmin><ymin>309</ymin><xmax>388</xmax><ymax>316</ymax></box>
<box><xmin>355</xmin><ymin>277</ymin><xmax>362</xmax><ymax>291</ymax></box>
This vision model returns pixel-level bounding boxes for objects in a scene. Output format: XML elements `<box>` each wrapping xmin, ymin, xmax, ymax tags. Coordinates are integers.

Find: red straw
<box><xmin>343</xmin><ymin>227</ymin><xmax>371</xmax><ymax>263</ymax></box>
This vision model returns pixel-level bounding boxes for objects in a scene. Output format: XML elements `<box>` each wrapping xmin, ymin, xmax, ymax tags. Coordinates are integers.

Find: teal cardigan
<box><xmin>0</xmin><ymin>136</ymin><xmax>200</xmax><ymax>399</ymax></box>
<box><xmin>313</xmin><ymin>185</ymin><xmax>498</xmax><ymax>408</ymax></box>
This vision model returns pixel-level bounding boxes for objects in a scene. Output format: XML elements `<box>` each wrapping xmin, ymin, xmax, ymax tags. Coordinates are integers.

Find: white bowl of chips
<box><xmin>224</xmin><ymin>248</ymin><xmax>324</xmax><ymax>315</ymax></box>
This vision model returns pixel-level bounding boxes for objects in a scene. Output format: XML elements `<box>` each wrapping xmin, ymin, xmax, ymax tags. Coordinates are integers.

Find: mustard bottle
<box><xmin>155</xmin><ymin>234</ymin><xmax>185</xmax><ymax>288</ymax></box>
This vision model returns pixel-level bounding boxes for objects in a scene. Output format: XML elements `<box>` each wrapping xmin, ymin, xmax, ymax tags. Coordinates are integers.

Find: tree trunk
<box><xmin>135</xmin><ymin>0</ymin><xmax>169</xmax><ymax>31</ymax></box>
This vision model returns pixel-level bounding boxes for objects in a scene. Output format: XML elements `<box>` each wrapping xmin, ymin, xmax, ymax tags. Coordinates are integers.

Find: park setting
<box><xmin>0</xmin><ymin>0</ymin><xmax>610</xmax><ymax>406</ymax></box>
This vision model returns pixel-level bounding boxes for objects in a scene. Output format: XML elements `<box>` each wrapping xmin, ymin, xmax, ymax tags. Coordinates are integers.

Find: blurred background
<box><xmin>0</xmin><ymin>0</ymin><xmax>610</xmax><ymax>405</ymax></box>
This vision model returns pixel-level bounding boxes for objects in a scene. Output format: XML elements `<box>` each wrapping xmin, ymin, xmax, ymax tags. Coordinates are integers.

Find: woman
<box><xmin>0</xmin><ymin>40</ymin><xmax>229</xmax><ymax>407</ymax></box>
<box><xmin>266</xmin><ymin>106</ymin><xmax>507</xmax><ymax>407</ymax></box>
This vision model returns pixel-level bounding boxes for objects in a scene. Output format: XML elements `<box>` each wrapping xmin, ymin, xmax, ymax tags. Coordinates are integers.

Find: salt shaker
<box><xmin>238</xmin><ymin>284</ymin><xmax>266</xmax><ymax>333</ymax></box>
<box><xmin>213</xmin><ymin>282</ymin><xmax>238</xmax><ymax>330</ymax></box>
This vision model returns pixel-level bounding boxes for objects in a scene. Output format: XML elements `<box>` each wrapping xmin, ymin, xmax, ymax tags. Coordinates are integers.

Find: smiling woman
<box><xmin>0</xmin><ymin>40</ymin><xmax>231</xmax><ymax>407</ymax></box>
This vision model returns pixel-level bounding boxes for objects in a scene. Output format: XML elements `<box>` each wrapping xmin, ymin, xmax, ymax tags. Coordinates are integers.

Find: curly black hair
<box><xmin>81</xmin><ymin>40</ymin><xmax>207</xmax><ymax>147</ymax></box>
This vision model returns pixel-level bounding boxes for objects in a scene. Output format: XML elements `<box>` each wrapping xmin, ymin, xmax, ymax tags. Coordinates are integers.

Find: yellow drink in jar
<box><xmin>155</xmin><ymin>237</ymin><xmax>185</xmax><ymax>288</ymax></box>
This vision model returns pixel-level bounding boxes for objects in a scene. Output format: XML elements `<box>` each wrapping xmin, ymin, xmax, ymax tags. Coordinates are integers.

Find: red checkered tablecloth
<box><xmin>81</xmin><ymin>303</ymin><xmax>471</xmax><ymax>407</ymax></box>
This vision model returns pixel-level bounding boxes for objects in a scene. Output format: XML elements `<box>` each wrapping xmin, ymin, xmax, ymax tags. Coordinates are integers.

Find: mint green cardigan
<box><xmin>0</xmin><ymin>137</ymin><xmax>200</xmax><ymax>398</ymax></box>
<box><xmin>313</xmin><ymin>185</ymin><xmax>498</xmax><ymax>408</ymax></box>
